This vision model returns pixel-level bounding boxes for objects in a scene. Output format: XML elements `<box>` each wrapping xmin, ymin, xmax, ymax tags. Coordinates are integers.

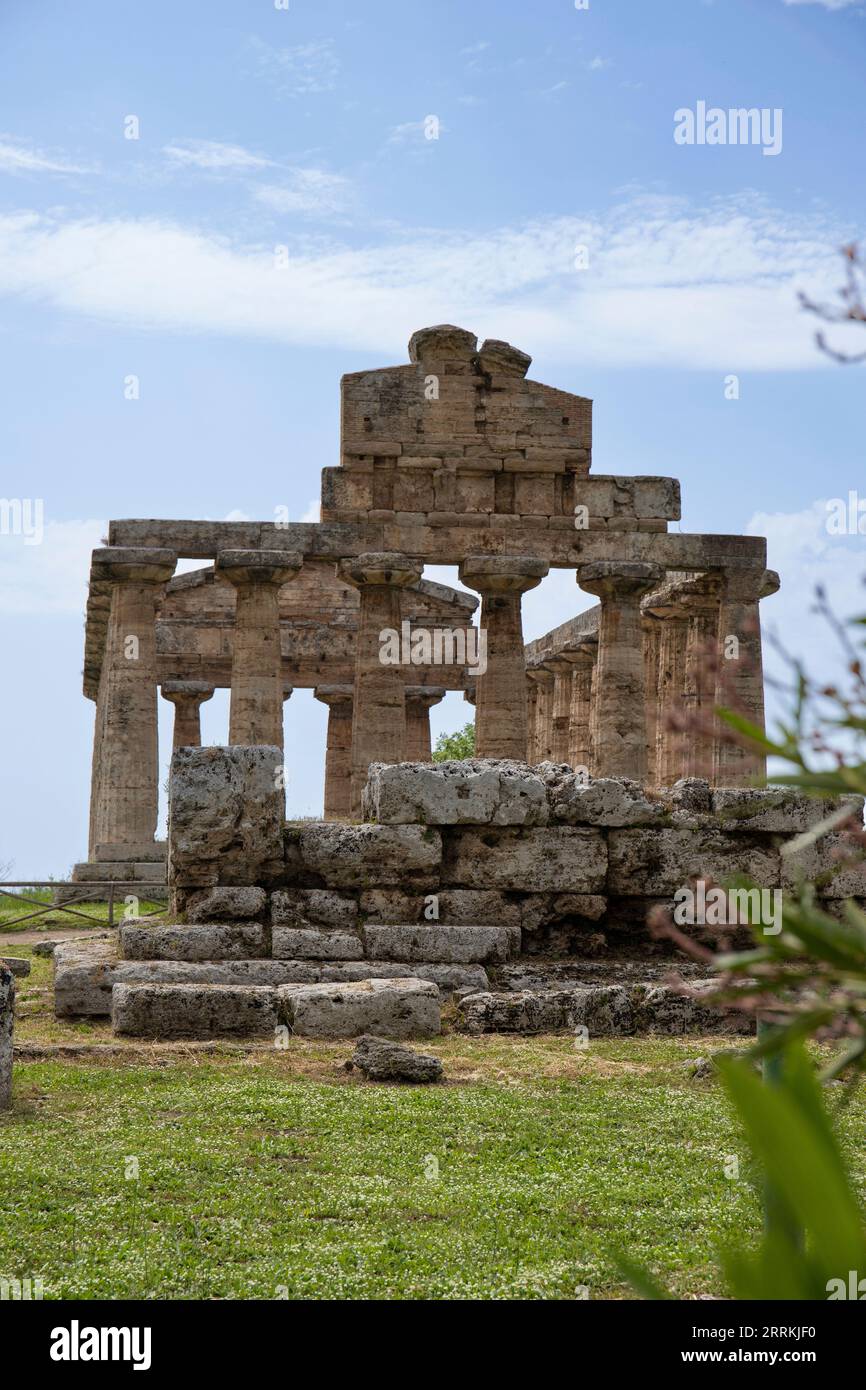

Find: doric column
<box><xmin>643</xmin><ymin>593</ymin><xmax>690</xmax><ymax>788</ymax></box>
<box><xmin>458</xmin><ymin>555</ymin><xmax>548</xmax><ymax>760</ymax></box>
<box><xmin>161</xmin><ymin>681</ymin><xmax>215</xmax><ymax>751</ymax></box>
<box><xmin>526</xmin><ymin>666</ymin><xmax>555</xmax><ymax>762</ymax></box>
<box><xmin>405</xmin><ymin>686</ymin><xmax>445</xmax><ymax>761</ymax></box>
<box><xmin>577</xmin><ymin>561</ymin><xmax>663</xmax><ymax>782</ymax></box>
<box><xmin>216</xmin><ymin>549</ymin><xmax>302</xmax><ymax>748</ymax></box>
<box><xmin>338</xmin><ymin>552</ymin><xmax>423</xmax><ymax>816</ymax></box>
<box><xmin>681</xmin><ymin>577</ymin><xmax>721</xmax><ymax>781</ymax></box>
<box><xmin>314</xmin><ymin>685</ymin><xmax>353</xmax><ymax>821</ymax></box>
<box><xmin>641</xmin><ymin>615</ymin><xmax>662</xmax><ymax>786</ymax></box>
<box><xmin>714</xmin><ymin>568</ymin><xmax>779</xmax><ymax>786</ymax></box>
<box><xmin>89</xmin><ymin>547</ymin><xmax>176</xmax><ymax>852</ymax></box>
<box><xmin>563</xmin><ymin>640</ymin><xmax>596</xmax><ymax>775</ymax></box>
<box><xmin>525</xmin><ymin>675</ymin><xmax>540</xmax><ymax>763</ymax></box>
<box><xmin>545</xmin><ymin>655</ymin><xmax>575</xmax><ymax>764</ymax></box>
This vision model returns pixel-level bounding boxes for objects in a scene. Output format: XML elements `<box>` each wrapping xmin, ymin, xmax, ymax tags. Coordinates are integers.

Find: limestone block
<box><xmin>112</xmin><ymin>982</ymin><xmax>279</xmax><ymax>1039</ymax></box>
<box><xmin>542</xmin><ymin>772</ymin><xmax>664</xmax><ymax>827</ymax></box>
<box><xmin>168</xmin><ymin>746</ymin><xmax>284</xmax><ymax>887</ymax></box>
<box><xmin>1</xmin><ymin>965</ymin><xmax>14</xmax><ymax>1109</ymax></box>
<box><xmin>441</xmin><ymin>826</ymin><xmax>607</xmax><ymax>892</ymax></box>
<box><xmin>54</xmin><ymin>937</ymin><xmax>119</xmax><ymax>1015</ymax></box>
<box><xmin>519</xmin><ymin>894</ymin><xmax>607</xmax><ymax>931</ymax></box>
<box><xmin>669</xmin><ymin>779</ymin><xmax>712</xmax><ymax>817</ymax></box>
<box><xmin>632</xmin><ymin>984</ymin><xmax>747</xmax><ymax>1036</ymax></box>
<box><xmin>1</xmin><ymin>957</ymin><xmax>31</xmax><ymax>978</ymax></box>
<box><xmin>782</xmin><ymin>834</ymin><xmax>866</xmax><ymax>897</ymax></box>
<box><xmin>277</xmin><ymin>977</ymin><xmax>440</xmax><ymax>1039</ymax></box>
<box><xmin>272</xmin><ymin>926</ymin><xmax>363</xmax><ymax>960</ymax></box>
<box><xmin>186</xmin><ymin>887</ymin><xmax>268</xmax><ymax>923</ymax></box>
<box><xmin>362</xmin><ymin>924</ymin><xmax>513</xmax><ymax>964</ymax></box>
<box><xmin>362</xmin><ymin>759</ymin><xmax>549</xmax><ymax>826</ymax></box>
<box><xmin>298</xmin><ymin>823</ymin><xmax>441</xmax><ymax>888</ymax></box>
<box><xmin>349</xmin><ymin>1035</ymin><xmax>443</xmax><ymax>1083</ymax></box>
<box><xmin>457</xmin><ymin>985</ymin><xmax>633</xmax><ymax>1035</ymax></box>
<box><xmin>272</xmin><ymin>889</ymin><xmax>359</xmax><ymax>929</ymax></box>
<box><xmin>712</xmin><ymin>787</ymin><xmax>864</xmax><ymax>835</ymax></box>
<box><xmin>120</xmin><ymin>923</ymin><xmax>269</xmax><ymax>961</ymax></box>
<box><xmin>607</xmin><ymin>828</ymin><xmax>780</xmax><ymax>896</ymax></box>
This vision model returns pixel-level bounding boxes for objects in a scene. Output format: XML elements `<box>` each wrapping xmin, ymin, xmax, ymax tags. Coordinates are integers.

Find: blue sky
<box><xmin>2</xmin><ymin>0</ymin><xmax>865</xmax><ymax>877</ymax></box>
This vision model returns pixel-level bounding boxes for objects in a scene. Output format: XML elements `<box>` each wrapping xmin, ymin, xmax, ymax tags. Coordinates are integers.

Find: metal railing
<box><xmin>0</xmin><ymin>882</ymin><xmax>165</xmax><ymax>929</ymax></box>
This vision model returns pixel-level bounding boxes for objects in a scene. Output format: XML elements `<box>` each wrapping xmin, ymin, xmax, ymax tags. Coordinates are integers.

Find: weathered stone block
<box><xmin>782</xmin><ymin>834</ymin><xmax>866</xmax><ymax>897</ymax></box>
<box><xmin>298</xmin><ymin>823</ymin><xmax>441</xmax><ymax>888</ymax></box>
<box><xmin>168</xmin><ymin>746</ymin><xmax>284</xmax><ymax>887</ymax></box>
<box><xmin>712</xmin><ymin>787</ymin><xmax>864</xmax><ymax>835</ymax></box>
<box><xmin>277</xmin><ymin>977</ymin><xmax>440</xmax><ymax>1039</ymax></box>
<box><xmin>349</xmin><ymin>1035</ymin><xmax>443</xmax><ymax>1083</ymax></box>
<box><xmin>541</xmin><ymin>771</ymin><xmax>664</xmax><ymax>827</ymax></box>
<box><xmin>112</xmin><ymin>982</ymin><xmax>278</xmax><ymax>1039</ymax></box>
<box><xmin>1</xmin><ymin>956</ymin><xmax>31</xmax><ymax>978</ymax></box>
<box><xmin>441</xmin><ymin>826</ymin><xmax>607</xmax><ymax>892</ymax></box>
<box><xmin>358</xmin><ymin>887</ymin><xmax>522</xmax><ymax>927</ymax></box>
<box><xmin>120</xmin><ymin>923</ymin><xmax>269</xmax><ymax>962</ymax></box>
<box><xmin>362</xmin><ymin>759</ymin><xmax>549</xmax><ymax>826</ymax></box>
<box><xmin>186</xmin><ymin>887</ymin><xmax>268</xmax><ymax>923</ymax></box>
<box><xmin>607</xmin><ymin>828</ymin><xmax>780</xmax><ymax>896</ymax></box>
<box><xmin>457</xmin><ymin>985</ymin><xmax>633</xmax><ymax>1035</ymax></box>
<box><xmin>362</xmin><ymin>924</ymin><xmax>513</xmax><ymax>964</ymax></box>
<box><xmin>271</xmin><ymin>889</ymin><xmax>359</xmax><ymax>929</ymax></box>
<box><xmin>54</xmin><ymin>937</ymin><xmax>118</xmax><ymax>1015</ymax></box>
<box><xmin>271</xmin><ymin>926</ymin><xmax>363</xmax><ymax>960</ymax></box>
<box><xmin>1</xmin><ymin>965</ymin><xmax>14</xmax><ymax>1109</ymax></box>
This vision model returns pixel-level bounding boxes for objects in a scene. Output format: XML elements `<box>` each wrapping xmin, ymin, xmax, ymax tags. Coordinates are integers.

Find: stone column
<box><xmin>526</xmin><ymin>675</ymin><xmax>540</xmax><ymax>763</ymax></box>
<box><xmin>314</xmin><ymin>685</ymin><xmax>354</xmax><ymax>820</ymax></box>
<box><xmin>526</xmin><ymin>666</ymin><xmax>555</xmax><ymax>762</ymax></box>
<box><xmin>89</xmin><ymin>548</ymin><xmax>176</xmax><ymax>852</ymax></box>
<box><xmin>577</xmin><ymin>562</ymin><xmax>663</xmax><ymax>782</ymax></box>
<box><xmin>642</xmin><ymin>615</ymin><xmax>662</xmax><ymax>787</ymax></box>
<box><xmin>405</xmin><ymin>686</ymin><xmax>446</xmax><ymax>761</ymax></box>
<box><xmin>337</xmin><ymin>553</ymin><xmax>423</xmax><ymax>816</ymax></box>
<box><xmin>216</xmin><ymin>549</ymin><xmax>302</xmax><ymax>749</ymax></box>
<box><xmin>161</xmin><ymin>681</ymin><xmax>215</xmax><ymax>750</ymax></box>
<box><xmin>714</xmin><ymin>568</ymin><xmax>779</xmax><ymax>786</ymax></box>
<box><xmin>459</xmin><ymin>556</ymin><xmax>549</xmax><ymax>760</ymax></box>
<box><xmin>644</xmin><ymin>598</ymin><xmax>690</xmax><ymax>788</ymax></box>
<box><xmin>564</xmin><ymin>640</ymin><xmax>596</xmax><ymax>775</ymax></box>
<box><xmin>545</xmin><ymin>655</ymin><xmax>575</xmax><ymax>764</ymax></box>
<box><xmin>681</xmin><ymin>577</ymin><xmax>721</xmax><ymax>781</ymax></box>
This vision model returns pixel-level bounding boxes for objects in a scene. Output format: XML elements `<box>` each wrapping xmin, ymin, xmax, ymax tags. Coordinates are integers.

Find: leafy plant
<box><xmin>432</xmin><ymin>721</ymin><xmax>476</xmax><ymax>762</ymax></box>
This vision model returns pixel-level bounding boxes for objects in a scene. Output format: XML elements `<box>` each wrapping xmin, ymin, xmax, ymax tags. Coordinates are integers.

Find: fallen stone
<box><xmin>185</xmin><ymin>887</ymin><xmax>267</xmax><ymax>923</ymax></box>
<box><xmin>277</xmin><ymin>977</ymin><xmax>440</xmax><ymax>1039</ymax></box>
<box><xmin>362</xmin><ymin>923</ymin><xmax>513</xmax><ymax>964</ymax></box>
<box><xmin>120</xmin><ymin>923</ymin><xmax>269</xmax><ymax>962</ymax></box>
<box><xmin>271</xmin><ymin>926</ymin><xmax>363</xmax><ymax>960</ymax></box>
<box><xmin>0</xmin><ymin>965</ymin><xmax>13</xmax><ymax>1109</ymax></box>
<box><xmin>297</xmin><ymin>823</ymin><xmax>441</xmax><ymax>888</ymax></box>
<box><xmin>441</xmin><ymin>826</ymin><xmax>607</xmax><ymax>892</ymax></box>
<box><xmin>272</xmin><ymin>889</ymin><xmax>358</xmax><ymax>929</ymax></box>
<box><xmin>112</xmin><ymin>982</ymin><xmax>278</xmax><ymax>1039</ymax></box>
<box><xmin>362</xmin><ymin>759</ymin><xmax>549</xmax><ymax>826</ymax></box>
<box><xmin>348</xmin><ymin>1034</ymin><xmax>443</xmax><ymax>1084</ymax></box>
<box><xmin>1</xmin><ymin>957</ymin><xmax>31</xmax><ymax>978</ymax></box>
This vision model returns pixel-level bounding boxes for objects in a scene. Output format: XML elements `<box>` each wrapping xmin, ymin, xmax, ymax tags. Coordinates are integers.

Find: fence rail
<box><xmin>0</xmin><ymin>882</ymin><xmax>164</xmax><ymax>929</ymax></box>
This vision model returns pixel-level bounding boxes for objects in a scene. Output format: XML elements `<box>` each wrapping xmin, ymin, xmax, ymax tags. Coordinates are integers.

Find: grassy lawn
<box><xmin>3</xmin><ymin>947</ymin><xmax>866</xmax><ymax>1300</ymax></box>
<box><xmin>0</xmin><ymin>886</ymin><xmax>165</xmax><ymax>934</ymax></box>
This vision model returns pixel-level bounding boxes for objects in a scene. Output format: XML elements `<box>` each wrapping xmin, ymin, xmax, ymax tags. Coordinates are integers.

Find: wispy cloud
<box><xmin>163</xmin><ymin>139</ymin><xmax>273</xmax><ymax>171</ymax></box>
<box><xmin>0</xmin><ymin>194</ymin><xmax>850</xmax><ymax>370</ymax></box>
<box><xmin>0</xmin><ymin>519</ymin><xmax>105</xmax><ymax>615</ymax></box>
<box><xmin>248</xmin><ymin>37</ymin><xmax>340</xmax><ymax>96</ymax></box>
<box><xmin>782</xmin><ymin>0</ymin><xmax>860</xmax><ymax>10</ymax></box>
<box><xmin>253</xmin><ymin>167</ymin><xmax>352</xmax><ymax>216</ymax></box>
<box><xmin>588</xmin><ymin>56</ymin><xmax>613</xmax><ymax>71</ymax></box>
<box><xmin>0</xmin><ymin>135</ymin><xmax>94</xmax><ymax>176</ymax></box>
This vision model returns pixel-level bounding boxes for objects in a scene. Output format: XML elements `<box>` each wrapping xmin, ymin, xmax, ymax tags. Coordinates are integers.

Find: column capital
<box><xmin>718</xmin><ymin>565</ymin><xmax>780</xmax><ymax>603</ymax></box>
<box><xmin>92</xmin><ymin>547</ymin><xmax>176</xmax><ymax>584</ymax></box>
<box><xmin>314</xmin><ymin>684</ymin><xmax>354</xmax><ymax>709</ymax></box>
<box><xmin>526</xmin><ymin>664</ymin><xmax>555</xmax><ymax>689</ymax></box>
<box><xmin>216</xmin><ymin>549</ymin><xmax>302</xmax><ymax>586</ymax></box>
<box><xmin>542</xmin><ymin>653</ymin><xmax>575</xmax><ymax>677</ymax></box>
<box><xmin>459</xmin><ymin>554</ymin><xmax>548</xmax><ymax>595</ymax></box>
<box><xmin>558</xmin><ymin>638</ymin><xmax>598</xmax><ymax>668</ymax></box>
<box><xmin>578</xmin><ymin>560</ymin><xmax>663</xmax><ymax>600</ymax></box>
<box><xmin>161</xmin><ymin>681</ymin><xmax>215</xmax><ymax>706</ymax></box>
<box><xmin>405</xmin><ymin>685</ymin><xmax>447</xmax><ymax>710</ymax></box>
<box><xmin>337</xmin><ymin>552</ymin><xmax>422</xmax><ymax>589</ymax></box>
<box><xmin>282</xmin><ymin>685</ymin><xmax>294</xmax><ymax>703</ymax></box>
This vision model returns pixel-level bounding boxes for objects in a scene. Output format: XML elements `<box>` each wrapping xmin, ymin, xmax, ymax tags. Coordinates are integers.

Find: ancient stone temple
<box><xmin>55</xmin><ymin>326</ymin><xmax>866</xmax><ymax>1041</ymax></box>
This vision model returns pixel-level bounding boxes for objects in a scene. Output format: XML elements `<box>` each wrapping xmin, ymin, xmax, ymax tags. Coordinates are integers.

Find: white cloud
<box><xmin>588</xmin><ymin>56</ymin><xmax>613</xmax><ymax>71</ymax></box>
<box><xmin>0</xmin><ymin>519</ymin><xmax>105</xmax><ymax>615</ymax></box>
<box><xmin>0</xmin><ymin>193</ymin><xmax>851</xmax><ymax>369</ymax></box>
<box><xmin>0</xmin><ymin>136</ymin><xmax>94</xmax><ymax>176</ymax></box>
<box><xmin>300</xmin><ymin>497</ymin><xmax>321</xmax><ymax>523</ymax></box>
<box><xmin>249</xmin><ymin>37</ymin><xmax>340</xmax><ymax>95</ymax></box>
<box><xmin>782</xmin><ymin>0</ymin><xmax>860</xmax><ymax>10</ymax></box>
<box><xmin>253</xmin><ymin>168</ymin><xmax>351</xmax><ymax>216</ymax></box>
<box><xmin>163</xmin><ymin>140</ymin><xmax>272</xmax><ymax>172</ymax></box>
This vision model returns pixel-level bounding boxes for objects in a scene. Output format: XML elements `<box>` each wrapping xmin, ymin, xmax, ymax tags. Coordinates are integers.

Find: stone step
<box><xmin>111</xmin><ymin>977</ymin><xmax>440</xmax><ymax>1040</ymax></box>
<box><xmin>53</xmin><ymin>938</ymin><xmax>486</xmax><ymax>1016</ymax></box>
<box><xmin>120</xmin><ymin>922</ymin><xmax>268</xmax><ymax>962</ymax></box>
<box><xmin>73</xmin><ymin>861</ymin><xmax>167</xmax><ymax>882</ymax></box>
<box><xmin>94</xmin><ymin>842</ymin><xmax>167</xmax><ymax>863</ymax></box>
<box><xmin>362</xmin><ymin>923</ymin><xmax>517</xmax><ymax>964</ymax></box>
<box><xmin>456</xmin><ymin>984</ymin><xmax>752</xmax><ymax>1037</ymax></box>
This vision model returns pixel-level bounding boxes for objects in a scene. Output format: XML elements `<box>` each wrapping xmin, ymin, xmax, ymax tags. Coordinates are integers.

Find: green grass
<box><xmin>0</xmin><ymin>887</ymin><xmax>165</xmax><ymax>934</ymax></box>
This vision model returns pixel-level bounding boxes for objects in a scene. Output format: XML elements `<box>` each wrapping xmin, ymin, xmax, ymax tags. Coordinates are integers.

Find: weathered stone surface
<box><xmin>1</xmin><ymin>965</ymin><xmax>14</xmax><ymax>1109</ymax></box>
<box><xmin>358</xmin><ymin>888</ymin><xmax>521</xmax><ymax>927</ymax></box>
<box><xmin>348</xmin><ymin>1034</ymin><xmax>443</xmax><ymax>1083</ymax></box>
<box><xmin>271</xmin><ymin>926</ymin><xmax>363</xmax><ymax>960</ymax></box>
<box><xmin>669</xmin><ymin>778</ymin><xmax>712</xmax><ymax>817</ymax></box>
<box><xmin>457</xmin><ymin>982</ymin><xmax>750</xmax><ymax>1035</ymax></box>
<box><xmin>297</xmin><ymin>823</ymin><xmax>441</xmax><ymax>888</ymax></box>
<box><xmin>632</xmin><ymin>984</ymin><xmax>747</xmax><ymax>1035</ymax></box>
<box><xmin>782</xmin><ymin>834</ymin><xmax>866</xmax><ymax>897</ymax></box>
<box><xmin>186</xmin><ymin>887</ymin><xmax>267</xmax><ymax>923</ymax></box>
<box><xmin>120</xmin><ymin>923</ymin><xmax>269</xmax><ymax>962</ymax></box>
<box><xmin>278</xmin><ymin>977</ymin><xmax>440</xmax><ymax>1039</ymax></box>
<box><xmin>442</xmin><ymin>826</ymin><xmax>607</xmax><ymax>892</ymax></box>
<box><xmin>271</xmin><ymin>889</ymin><xmax>359</xmax><ymax>929</ymax></box>
<box><xmin>362</xmin><ymin>759</ymin><xmax>549</xmax><ymax>826</ymax></box>
<box><xmin>54</xmin><ymin>937</ymin><xmax>118</xmax><ymax>1015</ymax></box>
<box><xmin>712</xmin><ymin>787</ymin><xmax>865</xmax><ymax>835</ymax></box>
<box><xmin>112</xmin><ymin>982</ymin><xmax>279</xmax><ymax>1038</ymax></box>
<box><xmin>541</xmin><ymin>771</ymin><xmax>664</xmax><ymax>827</ymax></box>
<box><xmin>362</xmin><ymin>923</ymin><xmax>513</xmax><ymax>964</ymax></box>
<box><xmin>168</xmin><ymin>746</ymin><xmax>284</xmax><ymax>887</ymax></box>
<box><xmin>607</xmin><ymin>828</ymin><xmax>780</xmax><ymax>896</ymax></box>
<box><xmin>519</xmin><ymin>894</ymin><xmax>607</xmax><ymax>931</ymax></box>
<box><xmin>1</xmin><ymin>957</ymin><xmax>31</xmax><ymax>978</ymax></box>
